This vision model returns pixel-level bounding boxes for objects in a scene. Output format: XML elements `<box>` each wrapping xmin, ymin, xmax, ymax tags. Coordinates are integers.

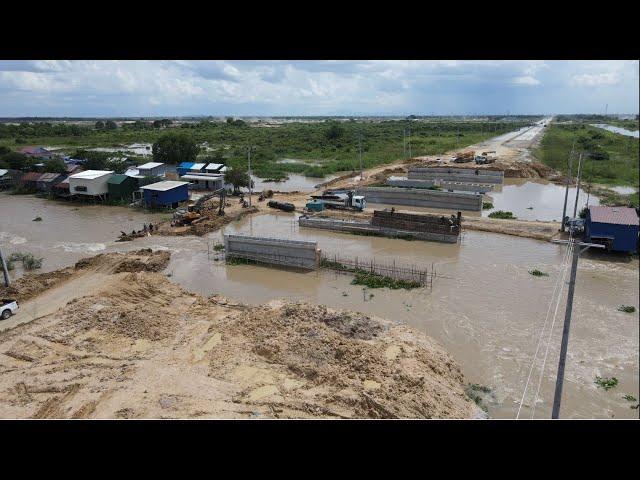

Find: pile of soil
<box><xmin>0</xmin><ymin>268</ymin><xmax>75</xmax><ymax>303</ymax></box>
<box><xmin>0</xmin><ymin>263</ymin><xmax>478</xmax><ymax>419</ymax></box>
<box><xmin>0</xmin><ymin>250</ymin><xmax>171</xmax><ymax>303</ymax></box>
<box><xmin>74</xmin><ymin>249</ymin><xmax>170</xmax><ymax>273</ymax></box>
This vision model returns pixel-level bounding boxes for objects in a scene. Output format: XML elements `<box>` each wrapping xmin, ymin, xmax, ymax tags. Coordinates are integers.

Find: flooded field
<box><xmin>483</xmin><ymin>179</ymin><xmax>601</xmax><ymax>221</ymax></box>
<box><xmin>591</xmin><ymin>124</ymin><xmax>639</xmax><ymax>138</ymax></box>
<box><xmin>1</xmin><ymin>193</ymin><xmax>637</xmax><ymax>419</ymax></box>
<box><xmin>251</xmin><ymin>173</ymin><xmax>338</xmax><ymax>192</ymax></box>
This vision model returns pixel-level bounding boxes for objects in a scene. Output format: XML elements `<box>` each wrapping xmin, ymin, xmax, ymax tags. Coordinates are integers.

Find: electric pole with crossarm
<box><xmin>550</xmin><ymin>236</ymin><xmax>605</xmax><ymax>418</ymax></box>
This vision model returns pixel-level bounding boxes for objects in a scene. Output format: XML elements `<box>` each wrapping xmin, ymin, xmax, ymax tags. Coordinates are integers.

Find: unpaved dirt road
<box><xmin>0</xmin><ymin>250</ymin><xmax>480</xmax><ymax>419</ymax></box>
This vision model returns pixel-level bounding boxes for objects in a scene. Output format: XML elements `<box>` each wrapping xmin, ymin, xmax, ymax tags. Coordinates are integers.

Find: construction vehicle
<box><xmin>172</xmin><ymin>188</ymin><xmax>226</xmax><ymax>226</ymax></box>
<box><xmin>310</xmin><ymin>190</ymin><xmax>366</xmax><ymax>211</ymax></box>
<box><xmin>268</xmin><ymin>200</ymin><xmax>295</xmax><ymax>212</ymax></box>
<box><xmin>452</xmin><ymin>151</ymin><xmax>475</xmax><ymax>163</ymax></box>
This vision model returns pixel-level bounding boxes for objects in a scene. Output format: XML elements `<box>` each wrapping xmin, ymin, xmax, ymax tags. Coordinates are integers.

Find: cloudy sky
<box><xmin>0</xmin><ymin>60</ymin><xmax>637</xmax><ymax>117</ymax></box>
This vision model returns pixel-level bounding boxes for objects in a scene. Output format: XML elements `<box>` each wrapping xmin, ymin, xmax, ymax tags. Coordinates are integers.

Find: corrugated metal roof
<box><xmin>0</xmin><ymin>169</ymin><xmax>8</xmax><ymax>177</ymax></box>
<box><xmin>138</xmin><ymin>162</ymin><xmax>164</xmax><ymax>169</ymax></box>
<box><xmin>21</xmin><ymin>172</ymin><xmax>43</xmax><ymax>181</ymax></box>
<box><xmin>69</xmin><ymin>170</ymin><xmax>114</xmax><ymax>180</ymax></box>
<box><xmin>178</xmin><ymin>162</ymin><xmax>195</xmax><ymax>168</ymax></box>
<box><xmin>140</xmin><ymin>180</ymin><xmax>189</xmax><ymax>192</ymax></box>
<box><xmin>108</xmin><ymin>174</ymin><xmax>133</xmax><ymax>185</ymax></box>
<box><xmin>38</xmin><ymin>172</ymin><xmax>62</xmax><ymax>182</ymax></box>
<box><xmin>589</xmin><ymin>205</ymin><xmax>639</xmax><ymax>226</ymax></box>
<box><xmin>190</xmin><ymin>163</ymin><xmax>206</xmax><ymax>170</ymax></box>
<box><xmin>181</xmin><ymin>174</ymin><xmax>224</xmax><ymax>182</ymax></box>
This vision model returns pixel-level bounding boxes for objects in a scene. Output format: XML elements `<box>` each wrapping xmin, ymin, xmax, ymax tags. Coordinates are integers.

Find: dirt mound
<box><xmin>59</xmin><ymin>272</ymin><xmax>180</xmax><ymax>341</ymax></box>
<box><xmin>218</xmin><ymin>302</ymin><xmax>475</xmax><ymax>418</ymax></box>
<box><xmin>74</xmin><ymin>249</ymin><xmax>170</xmax><ymax>273</ymax></box>
<box><xmin>500</xmin><ymin>161</ymin><xmax>557</xmax><ymax>178</ymax></box>
<box><xmin>0</xmin><ymin>268</ymin><xmax>477</xmax><ymax>419</ymax></box>
<box><xmin>0</xmin><ymin>268</ymin><xmax>75</xmax><ymax>303</ymax></box>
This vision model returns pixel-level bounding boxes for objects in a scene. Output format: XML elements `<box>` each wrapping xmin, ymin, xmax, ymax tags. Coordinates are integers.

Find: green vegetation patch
<box><xmin>529</xmin><ymin>269</ymin><xmax>549</xmax><ymax>277</ymax></box>
<box><xmin>8</xmin><ymin>252</ymin><xmax>43</xmax><ymax>270</ymax></box>
<box><xmin>488</xmin><ymin>210</ymin><xmax>516</xmax><ymax>219</ymax></box>
<box><xmin>534</xmin><ymin>123</ymin><xmax>639</xmax><ymax>187</ymax></box>
<box><xmin>594</xmin><ymin>376</ymin><xmax>618</xmax><ymax>391</ymax></box>
<box><xmin>482</xmin><ymin>201</ymin><xmax>494</xmax><ymax>210</ymax></box>
<box><xmin>617</xmin><ymin>305</ymin><xmax>636</xmax><ymax>313</ymax></box>
<box><xmin>320</xmin><ymin>258</ymin><xmax>421</xmax><ymax>290</ymax></box>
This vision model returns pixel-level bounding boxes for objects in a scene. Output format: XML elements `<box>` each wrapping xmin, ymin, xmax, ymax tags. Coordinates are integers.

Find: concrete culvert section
<box><xmin>357</xmin><ymin>186</ymin><xmax>483</xmax><ymax>211</ymax></box>
<box><xmin>224</xmin><ymin>234</ymin><xmax>320</xmax><ymax>270</ymax></box>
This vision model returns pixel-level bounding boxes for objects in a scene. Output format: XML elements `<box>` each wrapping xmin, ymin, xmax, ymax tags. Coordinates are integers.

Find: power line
<box><xmin>529</xmin><ymin>240</ymin><xmax>574</xmax><ymax>418</ymax></box>
<box><xmin>515</xmin><ymin>241</ymin><xmax>572</xmax><ymax>419</ymax></box>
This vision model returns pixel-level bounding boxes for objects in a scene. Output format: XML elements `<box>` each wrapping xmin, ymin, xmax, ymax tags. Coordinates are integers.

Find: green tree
<box><xmin>226</xmin><ymin>117</ymin><xmax>234</xmax><ymax>124</ymax></box>
<box><xmin>224</xmin><ymin>168</ymin><xmax>252</xmax><ymax>194</ymax></box>
<box><xmin>44</xmin><ymin>158</ymin><xmax>67</xmax><ymax>174</ymax></box>
<box><xmin>105</xmin><ymin>120</ymin><xmax>117</xmax><ymax>130</ymax></box>
<box><xmin>0</xmin><ymin>152</ymin><xmax>32</xmax><ymax>170</ymax></box>
<box><xmin>325</xmin><ymin>123</ymin><xmax>344</xmax><ymax>141</ymax></box>
<box><xmin>152</xmin><ymin>132</ymin><xmax>200</xmax><ymax>164</ymax></box>
<box><xmin>95</xmin><ymin>120</ymin><xmax>105</xmax><ymax>130</ymax></box>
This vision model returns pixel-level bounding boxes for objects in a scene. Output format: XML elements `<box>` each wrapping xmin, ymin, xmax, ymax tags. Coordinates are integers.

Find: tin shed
<box><xmin>585</xmin><ymin>206</ymin><xmax>639</xmax><ymax>253</ymax></box>
<box><xmin>107</xmin><ymin>174</ymin><xmax>138</xmax><ymax>201</ymax></box>
<box><xmin>140</xmin><ymin>180</ymin><xmax>189</xmax><ymax>208</ymax></box>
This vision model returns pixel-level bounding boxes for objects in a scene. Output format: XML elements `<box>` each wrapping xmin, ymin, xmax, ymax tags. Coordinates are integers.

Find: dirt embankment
<box><xmin>0</xmin><ymin>255</ymin><xmax>478</xmax><ymax>419</ymax></box>
<box><xmin>462</xmin><ymin>217</ymin><xmax>561</xmax><ymax>241</ymax></box>
<box><xmin>0</xmin><ymin>249</ymin><xmax>170</xmax><ymax>303</ymax></box>
<box><xmin>155</xmin><ymin>197</ymin><xmax>260</xmax><ymax>237</ymax></box>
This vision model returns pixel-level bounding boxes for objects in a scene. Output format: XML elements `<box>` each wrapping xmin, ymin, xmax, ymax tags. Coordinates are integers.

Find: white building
<box><xmin>137</xmin><ymin>162</ymin><xmax>166</xmax><ymax>177</ymax></box>
<box><xmin>181</xmin><ymin>173</ymin><xmax>225</xmax><ymax>190</ymax></box>
<box><xmin>68</xmin><ymin>170</ymin><xmax>114</xmax><ymax>198</ymax></box>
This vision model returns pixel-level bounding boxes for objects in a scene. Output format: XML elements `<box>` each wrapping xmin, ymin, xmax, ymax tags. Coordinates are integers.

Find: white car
<box><xmin>1</xmin><ymin>299</ymin><xmax>19</xmax><ymax>320</ymax></box>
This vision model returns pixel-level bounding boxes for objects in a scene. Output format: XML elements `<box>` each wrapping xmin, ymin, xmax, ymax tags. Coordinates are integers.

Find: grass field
<box><xmin>534</xmin><ymin>123</ymin><xmax>639</xmax><ymax>187</ymax></box>
<box><xmin>0</xmin><ymin>119</ymin><xmax>536</xmax><ymax>180</ymax></box>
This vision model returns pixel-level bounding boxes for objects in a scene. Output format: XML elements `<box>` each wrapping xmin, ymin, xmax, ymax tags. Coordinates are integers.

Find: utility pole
<box><xmin>358</xmin><ymin>133</ymin><xmax>363</xmax><ymax>181</ymax></box>
<box><xmin>0</xmin><ymin>246</ymin><xmax>10</xmax><ymax>287</ymax></box>
<box><xmin>572</xmin><ymin>153</ymin><xmax>584</xmax><ymax>218</ymax></box>
<box><xmin>551</xmin><ymin>237</ymin><xmax>605</xmax><ymax>419</ymax></box>
<box><xmin>403</xmin><ymin>129</ymin><xmax>406</xmax><ymax>158</ymax></box>
<box><xmin>408</xmin><ymin>128</ymin><xmax>412</xmax><ymax>158</ymax></box>
<box><xmin>247</xmin><ymin>146</ymin><xmax>253</xmax><ymax>207</ymax></box>
<box><xmin>560</xmin><ymin>142</ymin><xmax>575</xmax><ymax>232</ymax></box>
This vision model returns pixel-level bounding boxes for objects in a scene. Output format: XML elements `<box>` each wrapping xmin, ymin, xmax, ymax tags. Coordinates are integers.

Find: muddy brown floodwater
<box><xmin>1</xmin><ymin>193</ymin><xmax>638</xmax><ymax>419</ymax></box>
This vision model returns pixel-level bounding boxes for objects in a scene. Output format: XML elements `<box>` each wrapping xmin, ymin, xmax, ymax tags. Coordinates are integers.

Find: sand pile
<box><xmin>74</xmin><ymin>249</ymin><xmax>170</xmax><ymax>273</ymax></box>
<box><xmin>0</xmin><ymin>268</ymin><xmax>75</xmax><ymax>302</ymax></box>
<box><xmin>0</xmin><ymin>255</ymin><xmax>478</xmax><ymax>419</ymax></box>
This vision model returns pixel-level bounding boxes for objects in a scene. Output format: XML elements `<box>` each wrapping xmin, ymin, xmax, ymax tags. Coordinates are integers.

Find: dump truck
<box><xmin>452</xmin><ymin>151</ymin><xmax>475</xmax><ymax>163</ymax></box>
<box><xmin>310</xmin><ymin>190</ymin><xmax>366</xmax><ymax>211</ymax></box>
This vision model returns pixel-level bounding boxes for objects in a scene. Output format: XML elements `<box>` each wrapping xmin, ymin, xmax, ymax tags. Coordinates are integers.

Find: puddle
<box><xmin>250</xmin><ymin>173</ymin><xmax>338</xmax><ymax>193</ymax></box>
<box><xmin>609</xmin><ymin>186</ymin><xmax>637</xmax><ymax>195</ymax></box>
<box><xmin>483</xmin><ymin>179</ymin><xmax>600</xmax><ymax>221</ymax></box>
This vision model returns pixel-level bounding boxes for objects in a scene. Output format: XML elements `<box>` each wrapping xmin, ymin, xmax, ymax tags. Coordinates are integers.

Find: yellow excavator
<box><xmin>172</xmin><ymin>188</ymin><xmax>226</xmax><ymax>226</ymax></box>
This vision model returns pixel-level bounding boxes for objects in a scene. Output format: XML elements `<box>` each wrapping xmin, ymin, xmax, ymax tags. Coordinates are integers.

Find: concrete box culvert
<box><xmin>356</xmin><ymin>187</ymin><xmax>482</xmax><ymax>212</ymax></box>
<box><xmin>408</xmin><ymin>167</ymin><xmax>504</xmax><ymax>184</ymax></box>
<box><xmin>224</xmin><ymin>234</ymin><xmax>320</xmax><ymax>270</ymax></box>
<box><xmin>386</xmin><ymin>177</ymin><xmax>493</xmax><ymax>194</ymax></box>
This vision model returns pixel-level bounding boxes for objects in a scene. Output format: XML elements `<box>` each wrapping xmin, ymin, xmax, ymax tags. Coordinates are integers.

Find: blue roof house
<box><xmin>140</xmin><ymin>180</ymin><xmax>189</xmax><ymax>208</ymax></box>
<box><xmin>177</xmin><ymin>162</ymin><xmax>195</xmax><ymax>176</ymax></box>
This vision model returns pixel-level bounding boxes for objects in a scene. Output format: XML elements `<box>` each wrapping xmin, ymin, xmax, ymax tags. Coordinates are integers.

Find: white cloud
<box><xmin>512</xmin><ymin>76</ymin><xmax>541</xmax><ymax>86</ymax></box>
<box><xmin>570</xmin><ymin>72</ymin><xmax>621</xmax><ymax>87</ymax></box>
<box><xmin>0</xmin><ymin>60</ymin><xmax>637</xmax><ymax>116</ymax></box>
